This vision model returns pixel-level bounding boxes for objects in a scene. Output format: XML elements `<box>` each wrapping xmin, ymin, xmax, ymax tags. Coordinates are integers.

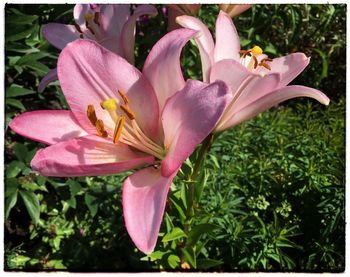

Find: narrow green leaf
<box><xmin>19</xmin><ymin>190</ymin><xmax>40</xmax><ymax>224</ymax></box>
<box><xmin>6</xmin><ymin>85</ymin><xmax>35</xmax><ymax>98</ymax></box>
<box><xmin>25</xmin><ymin>61</ymin><xmax>50</xmax><ymax>75</ymax></box>
<box><xmin>6</xmin><ymin>98</ymin><xmax>26</xmax><ymax>111</ymax></box>
<box><xmin>84</xmin><ymin>194</ymin><xmax>98</xmax><ymax>217</ymax></box>
<box><xmin>197</xmin><ymin>258</ymin><xmax>224</xmax><ymax>270</ymax></box>
<box><xmin>5</xmin><ymin>188</ymin><xmax>18</xmax><ymax>218</ymax></box>
<box><xmin>6</xmin><ymin>14</ymin><xmax>38</xmax><ymax>25</ymax></box>
<box><xmin>162</xmin><ymin>227</ymin><xmax>187</xmax><ymax>242</ymax></box>
<box><xmin>13</xmin><ymin>142</ymin><xmax>28</xmax><ymax>161</ymax></box>
<box><xmin>181</xmin><ymin>248</ymin><xmax>196</xmax><ymax>269</ymax></box>
<box><xmin>187</xmin><ymin>223</ymin><xmax>219</xmax><ymax>247</ymax></box>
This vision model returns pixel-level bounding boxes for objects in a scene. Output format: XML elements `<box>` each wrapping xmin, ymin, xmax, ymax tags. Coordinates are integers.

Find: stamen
<box><xmin>252</xmin><ymin>56</ymin><xmax>258</xmax><ymax>69</ymax></box>
<box><xmin>260</xmin><ymin>62</ymin><xmax>271</xmax><ymax>70</ymax></box>
<box><xmin>94</xmin><ymin>12</ymin><xmax>100</xmax><ymax>26</ymax></box>
<box><xmin>120</xmin><ymin>104</ymin><xmax>136</xmax><ymax>120</ymax></box>
<box><xmin>95</xmin><ymin>119</ymin><xmax>108</xmax><ymax>137</ymax></box>
<box><xmin>113</xmin><ymin>116</ymin><xmax>125</xmax><ymax>144</ymax></box>
<box><xmin>74</xmin><ymin>22</ymin><xmax>83</xmax><ymax>34</ymax></box>
<box><xmin>259</xmin><ymin>58</ymin><xmax>273</xmax><ymax>70</ymax></box>
<box><xmin>118</xmin><ymin>90</ymin><xmax>129</xmax><ymax>104</ymax></box>
<box><xmin>87</xmin><ymin>105</ymin><xmax>98</xmax><ymax>126</ymax></box>
<box><xmin>100</xmin><ymin>98</ymin><xmax>117</xmax><ymax>112</ymax></box>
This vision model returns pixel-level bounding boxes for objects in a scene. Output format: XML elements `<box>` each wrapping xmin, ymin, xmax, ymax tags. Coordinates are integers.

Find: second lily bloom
<box><xmin>177</xmin><ymin>10</ymin><xmax>329</xmax><ymax>132</ymax></box>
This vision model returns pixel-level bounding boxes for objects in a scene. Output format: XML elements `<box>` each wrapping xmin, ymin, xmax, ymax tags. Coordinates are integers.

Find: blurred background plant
<box><xmin>4</xmin><ymin>4</ymin><xmax>345</xmax><ymax>271</ymax></box>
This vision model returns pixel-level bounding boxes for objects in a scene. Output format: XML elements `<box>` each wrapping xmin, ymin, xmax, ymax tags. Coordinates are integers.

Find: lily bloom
<box><xmin>10</xmin><ymin>29</ymin><xmax>231</xmax><ymax>254</ymax></box>
<box><xmin>176</xmin><ymin>11</ymin><xmax>330</xmax><ymax>132</ymax></box>
<box><xmin>39</xmin><ymin>4</ymin><xmax>157</xmax><ymax>92</ymax></box>
<box><xmin>219</xmin><ymin>4</ymin><xmax>252</xmax><ymax>18</ymax></box>
<box><xmin>167</xmin><ymin>4</ymin><xmax>201</xmax><ymax>31</ymax></box>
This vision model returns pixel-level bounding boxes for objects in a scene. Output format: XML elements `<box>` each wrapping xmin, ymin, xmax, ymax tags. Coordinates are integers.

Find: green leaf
<box><xmin>6</xmin><ymin>24</ymin><xmax>37</xmax><ymax>42</ymax></box>
<box><xmin>6</xmin><ymin>13</ymin><xmax>38</xmax><ymax>25</ymax></box>
<box><xmin>181</xmin><ymin>248</ymin><xmax>196</xmax><ymax>269</ymax></box>
<box><xmin>6</xmin><ymin>98</ymin><xmax>26</xmax><ymax>111</ymax></box>
<box><xmin>68</xmin><ymin>179</ymin><xmax>83</xmax><ymax>197</ymax></box>
<box><xmin>66</xmin><ymin>197</ymin><xmax>77</xmax><ymax>209</ymax></box>
<box><xmin>167</xmin><ymin>254</ymin><xmax>180</xmax><ymax>269</ymax></box>
<box><xmin>197</xmin><ymin>258</ymin><xmax>224</xmax><ymax>270</ymax></box>
<box><xmin>5</xmin><ymin>186</ymin><xmax>18</xmax><ymax>218</ymax></box>
<box><xmin>84</xmin><ymin>194</ymin><xmax>98</xmax><ymax>217</ymax></box>
<box><xmin>6</xmin><ymin>160</ymin><xmax>26</xmax><ymax>178</ymax></box>
<box><xmin>13</xmin><ymin>142</ymin><xmax>28</xmax><ymax>162</ymax></box>
<box><xmin>194</xmin><ymin>170</ymin><xmax>208</xmax><ymax>203</ymax></box>
<box><xmin>310</xmin><ymin>48</ymin><xmax>328</xmax><ymax>81</ymax></box>
<box><xmin>6</xmin><ymin>85</ymin><xmax>35</xmax><ymax>98</ymax></box>
<box><xmin>162</xmin><ymin>227</ymin><xmax>187</xmax><ymax>242</ymax></box>
<box><xmin>187</xmin><ymin>223</ymin><xmax>219</xmax><ymax>247</ymax></box>
<box><xmin>16</xmin><ymin>52</ymin><xmax>49</xmax><ymax>66</ymax></box>
<box><xmin>19</xmin><ymin>190</ymin><xmax>40</xmax><ymax>224</ymax></box>
<box><xmin>46</xmin><ymin>259</ymin><xmax>67</xmax><ymax>270</ymax></box>
<box><xmin>25</xmin><ymin>61</ymin><xmax>50</xmax><ymax>75</ymax></box>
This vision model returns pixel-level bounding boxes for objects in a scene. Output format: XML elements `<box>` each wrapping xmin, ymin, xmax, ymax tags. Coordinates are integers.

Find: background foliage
<box><xmin>4</xmin><ymin>4</ymin><xmax>345</xmax><ymax>271</ymax></box>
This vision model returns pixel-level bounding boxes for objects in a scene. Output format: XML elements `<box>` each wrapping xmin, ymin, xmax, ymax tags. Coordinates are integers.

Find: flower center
<box><xmin>239</xmin><ymin>45</ymin><xmax>272</xmax><ymax>71</ymax></box>
<box><xmin>86</xmin><ymin>91</ymin><xmax>165</xmax><ymax>160</ymax></box>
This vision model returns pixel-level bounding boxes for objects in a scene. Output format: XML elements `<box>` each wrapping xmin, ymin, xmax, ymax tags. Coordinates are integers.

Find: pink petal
<box><xmin>43</xmin><ymin>23</ymin><xmax>80</xmax><ymax>50</ymax></box>
<box><xmin>38</xmin><ymin>68</ymin><xmax>58</xmax><ymax>92</ymax></box>
<box><xmin>57</xmin><ymin>39</ymin><xmax>160</xmax><ymax>141</ymax></box>
<box><xmin>9</xmin><ymin>110</ymin><xmax>87</xmax><ymax>145</ymax></box>
<box><xmin>121</xmin><ymin>5</ymin><xmax>158</xmax><ymax>64</ymax></box>
<box><xmin>31</xmin><ymin>135</ymin><xmax>155</xmax><ymax>177</ymax></box>
<box><xmin>210</xmin><ymin>59</ymin><xmax>251</xmax><ymax>99</ymax></box>
<box><xmin>143</xmin><ymin>28</ymin><xmax>196</xmax><ymax>111</ymax></box>
<box><xmin>123</xmin><ymin>167</ymin><xmax>177</xmax><ymax>254</ymax></box>
<box><xmin>99</xmin><ymin>36</ymin><xmax>124</xmax><ymax>56</ymax></box>
<box><xmin>230</xmin><ymin>73</ymin><xmax>281</xmax><ymax>114</ymax></box>
<box><xmin>217</xmin><ymin>85</ymin><xmax>330</xmax><ymax>131</ymax></box>
<box><xmin>176</xmin><ymin>15</ymin><xmax>215</xmax><ymax>82</ymax></box>
<box><xmin>161</xmin><ymin>80</ymin><xmax>231</xmax><ymax>177</ymax></box>
<box><xmin>99</xmin><ymin>4</ymin><xmax>130</xmax><ymax>38</ymax></box>
<box><xmin>269</xmin><ymin>53</ymin><xmax>310</xmax><ymax>88</ymax></box>
<box><xmin>214</xmin><ymin>10</ymin><xmax>241</xmax><ymax>63</ymax></box>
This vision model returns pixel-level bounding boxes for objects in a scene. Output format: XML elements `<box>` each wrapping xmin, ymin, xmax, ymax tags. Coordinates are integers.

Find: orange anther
<box><xmin>120</xmin><ymin>104</ymin><xmax>136</xmax><ymax>120</ymax></box>
<box><xmin>87</xmin><ymin>105</ymin><xmax>98</xmax><ymax>126</ymax></box>
<box><xmin>113</xmin><ymin>116</ymin><xmax>125</xmax><ymax>143</ymax></box>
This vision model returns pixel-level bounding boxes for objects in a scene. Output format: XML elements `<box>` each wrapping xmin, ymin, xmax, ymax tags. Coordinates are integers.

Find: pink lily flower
<box><xmin>39</xmin><ymin>4</ymin><xmax>157</xmax><ymax>92</ymax></box>
<box><xmin>10</xmin><ymin>29</ymin><xmax>232</xmax><ymax>254</ymax></box>
<box><xmin>219</xmin><ymin>4</ymin><xmax>252</xmax><ymax>18</ymax></box>
<box><xmin>167</xmin><ymin>4</ymin><xmax>201</xmax><ymax>31</ymax></box>
<box><xmin>176</xmin><ymin>11</ymin><xmax>330</xmax><ymax>132</ymax></box>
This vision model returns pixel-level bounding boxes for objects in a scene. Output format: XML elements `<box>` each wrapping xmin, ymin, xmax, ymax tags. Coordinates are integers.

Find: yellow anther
<box><xmin>87</xmin><ymin>104</ymin><xmax>98</xmax><ymax>126</ymax></box>
<box><xmin>118</xmin><ymin>90</ymin><xmax>129</xmax><ymax>104</ymax></box>
<box><xmin>84</xmin><ymin>13</ymin><xmax>94</xmax><ymax>22</ymax></box>
<box><xmin>100</xmin><ymin>98</ymin><xmax>117</xmax><ymax>112</ymax></box>
<box><xmin>251</xmin><ymin>45</ymin><xmax>263</xmax><ymax>56</ymax></box>
<box><xmin>113</xmin><ymin>116</ymin><xmax>125</xmax><ymax>144</ymax></box>
<box><xmin>95</xmin><ymin>119</ymin><xmax>108</xmax><ymax>137</ymax></box>
<box><xmin>120</xmin><ymin>104</ymin><xmax>136</xmax><ymax>120</ymax></box>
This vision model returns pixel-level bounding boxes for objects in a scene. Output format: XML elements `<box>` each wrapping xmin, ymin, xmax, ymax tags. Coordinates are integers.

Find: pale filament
<box><xmin>99</xmin><ymin>96</ymin><xmax>165</xmax><ymax>160</ymax></box>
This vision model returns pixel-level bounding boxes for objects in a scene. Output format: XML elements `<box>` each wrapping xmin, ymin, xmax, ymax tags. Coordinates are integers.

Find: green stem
<box><xmin>185</xmin><ymin>133</ymin><xmax>215</xmax><ymax>222</ymax></box>
<box><xmin>191</xmin><ymin>133</ymin><xmax>214</xmax><ymax>180</ymax></box>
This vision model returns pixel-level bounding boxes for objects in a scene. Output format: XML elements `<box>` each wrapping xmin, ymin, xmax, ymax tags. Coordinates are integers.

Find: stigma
<box><xmin>86</xmin><ymin>90</ymin><xmax>165</xmax><ymax>160</ymax></box>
